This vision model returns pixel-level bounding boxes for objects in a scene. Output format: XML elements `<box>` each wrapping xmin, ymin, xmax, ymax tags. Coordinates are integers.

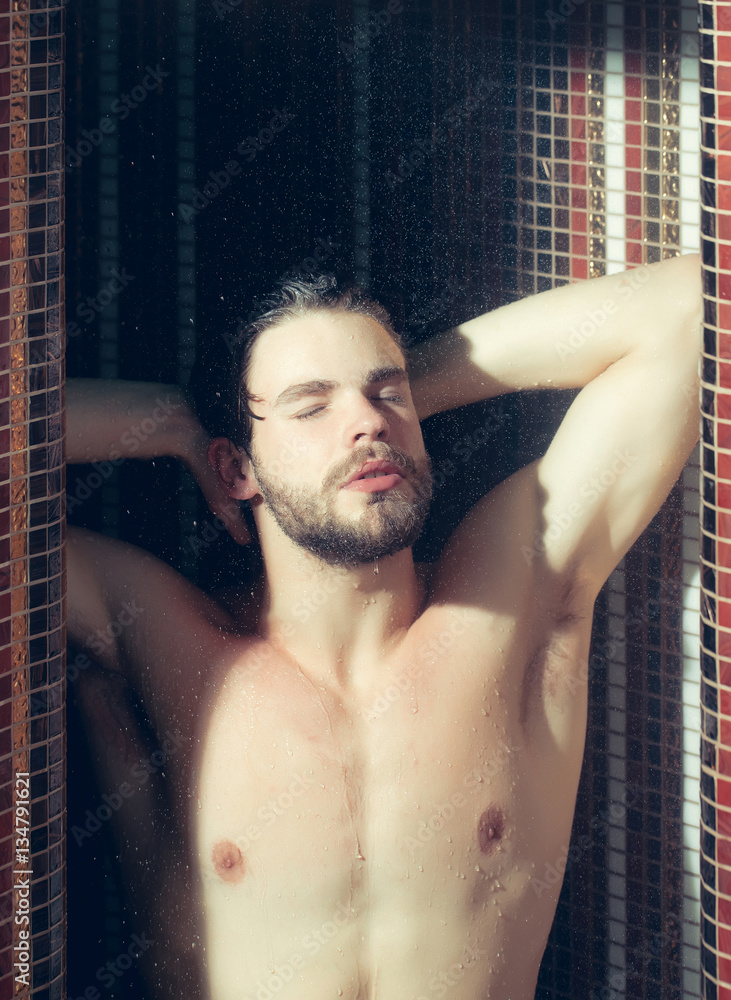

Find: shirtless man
<box><xmin>66</xmin><ymin>253</ymin><xmax>701</xmax><ymax>1000</ymax></box>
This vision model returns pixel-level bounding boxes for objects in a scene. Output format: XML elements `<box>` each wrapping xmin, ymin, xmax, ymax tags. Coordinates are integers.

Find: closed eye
<box><xmin>294</xmin><ymin>395</ymin><xmax>406</xmax><ymax>420</ymax></box>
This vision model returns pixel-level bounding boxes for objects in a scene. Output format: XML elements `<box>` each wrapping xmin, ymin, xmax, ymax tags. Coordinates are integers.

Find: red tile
<box><xmin>625</xmin><ymin>194</ymin><xmax>642</xmax><ymax>216</ymax></box>
<box><xmin>721</xmin><ymin>215</ymin><xmax>731</xmax><ymax>244</ymax></box>
<box><xmin>570</xmin><ymin>72</ymin><xmax>585</xmax><ymax>92</ymax></box>
<box><xmin>721</xmin><ymin>923</ymin><xmax>731</xmax><ymax>956</ymax></box>
<box><xmin>719</xmin><ymin>394</ymin><xmax>731</xmax><ymax>422</ymax></box>
<box><xmin>625</xmin><ymin>100</ymin><xmax>642</xmax><ymax>122</ymax></box>
<box><xmin>721</xmin><ymin>124</ymin><xmax>731</xmax><ymax>154</ymax></box>
<box><xmin>626</xmin><ymin>53</ymin><xmax>641</xmax><ymax>75</ymax></box>
<box><xmin>720</xmin><ymin>634</ymin><xmax>731</xmax><ymax>661</ymax></box>
<box><xmin>571</xmin><ymin>211</ymin><xmax>587</xmax><ymax>231</ymax></box>
<box><xmin>626</xmin><ymin>76</ymin><xmax>642</xmax><ymax>99</ymax></box>
<box><xmin>571</xmin><ymin>259</ymin><xmax>588</xmax><ymax>280</ymax></box>
<box><xmin>572</xmin><ymin>235</ymin><xmax>587</xmax><ymax>256</ymax></box>
<box><xmin>570</xmin><ymin>95</ymin><xmax>585</xmax><ymax>117</ymax></box>
<box><xmin>719</xmin><ymin>985</ymin><xmax>731</xmax><ymax>1000</ymax></box>
<box><xmin>723</xmin><ymin>658</ymin><xmax>731</xmax><ymax>689</ymax></box>
<box><xmin>720</xmin><ymin>955</ymin><xmax>731</xmax><ymax>983</ymax></box>
<box><xmin>571</xmin><ymin>189</ymin><xmax>587</xmax><ymax>208</ymax></box>
<box><xmin>721</xmin><ymin>185</ymin><xmax>731</xmax><ymax>214</ymax></box>
<box><xmin>720</xmin><ymin>571</ymin><xmax>731</xmax><ymax>601</ymax></box>
<box><xmin>718</xmin><ymin>421</ymin><xmax>731</xmax><ymax>451</ymax></box>
<box><xmin>720</xmin><ymin>803</ymin><xmax>731</xmax><ymax>834</ymax></box>
<box><xmin>570</xmin><ymin>49</ymin><xmax>585</xmax><ymax>68</ymax></box>
<box><xmin>720</xmin><ymin>36</ymin><xmax>731</xmax><ymax>65</ymax></box>
<box><xmin>571</xmin><ymin>141</ymin><xmax>586</xmax><ymax>160</ymax></box>
<box><xmin>627</xmin><ymin>243</ymin><xmax>643</xmax><ymax>264</ymax></box>
<box><xmin>721</xmin><ymin>273</ymin><xmax>731</xmax><ymax>302</ymax></box>
<box><xmin>721</xmin><ymin>361</ymin><xmax>731</xmax><ymax>390</ymax></box>
<box><xmin>626</xmin><ymin>171</ymin><xmax>642</xmax><ymax>193</ymax></box>
<box><xmin>626</xmin><ymin>147</ymin><xmax>641</xmax><ymax>170</ymax></box>
<box><xmin>625</xmin><ymin>124</ymin><xmax>642</xmax><ymax>146</ymax></box>
<box><xmin>720</xmin><ymin>776</ymin><xmax>731</xmax><ymax>808</ymax></box>
<box><xmin>626</xmin><ymin>218</ymin><xmax>643</xmax><ymax>240</ymax></box>
<box><xmin>719</xmin><ymin>510</ymin><xmax>731</xmax><ymax>538</ymax></box>
<box><xmin>571</xmin><ymin>118</ymin><xmax>586</xmax><ymax>140</ymax></box>
<box><xmin>720</xmin><ymin>838</ymin><xmax>731</xmax><ymax>868</ymax></box>
<box><xmin>720</xmin><ymin>67</ymin><xmax>731</xmax><ymax>95</ymax></box>
<box><xmin>721</xmin><ymin>95</ymin><xmax>731</xmax><ymax>124</ymax></box>
<box><xmin>722</xmin><ymin>746</ymin><xmax>731</xmax><ymax>776</ymax></box>
<box><xmin>720</xmin><ymin>482</ymin><xmax>731</xmax><ymax>510</ymax></box>
<box><xmin>571</xmin><ymin>164</ymin><xmax>586</xmax><ymax>186</ymax></box>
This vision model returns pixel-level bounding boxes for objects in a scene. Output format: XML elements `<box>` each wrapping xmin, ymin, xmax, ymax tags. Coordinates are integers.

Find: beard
<box><xmin>249</xmin><ymin>443</ymin><xmax>433</xmax><ymax>568</ymax></box>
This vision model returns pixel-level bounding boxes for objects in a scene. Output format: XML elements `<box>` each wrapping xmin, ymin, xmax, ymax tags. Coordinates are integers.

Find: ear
<box><xmin>207</xmin><ymin>438</ymin><xmax>260</xmax><ymax>501</ymax></box>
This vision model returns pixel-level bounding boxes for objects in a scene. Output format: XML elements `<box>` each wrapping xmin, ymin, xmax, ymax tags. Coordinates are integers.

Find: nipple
<box><xmin>477</xmin><ymin>807</ymin><xmax>504</xmax><ymax>856</ymax></box>
<box><xmin>212</xmin><ymin>840</ymin><xmax>247</xmax><ymax>884</ymax></box>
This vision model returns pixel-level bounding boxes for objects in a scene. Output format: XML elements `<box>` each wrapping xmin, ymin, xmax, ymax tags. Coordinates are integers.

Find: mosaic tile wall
<box><xmin>699</xmin><ymin>3</ymin><xmax>731</xmax><ymax>999</ymax></box>
<box><xmin>0</xmin><ymin>1</ymin><xmax>65</xmax><ymax>997</ymax></box>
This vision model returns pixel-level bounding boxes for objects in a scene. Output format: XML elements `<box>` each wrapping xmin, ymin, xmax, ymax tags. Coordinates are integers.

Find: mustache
<box><xmin>323</xmin><ymin>445</ymin><xmax>420</xmax><ymax>490</ymax></box>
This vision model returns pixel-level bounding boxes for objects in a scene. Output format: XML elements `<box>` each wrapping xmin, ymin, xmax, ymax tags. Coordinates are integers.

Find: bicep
<box><xmin>67</xmin><ymin>527</ymin><xmax>228</xmax><ymax>678</ymax></box>
<box><xmin>534</xmin><ymin>347</ymin><xmax>699</xmax><ymax>598</ymax></box>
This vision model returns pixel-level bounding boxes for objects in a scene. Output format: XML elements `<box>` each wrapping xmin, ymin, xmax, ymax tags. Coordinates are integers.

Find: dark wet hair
<box><xmin>228</xmin><ymin>273</ymin><xmax>407</xmax><ymax>456</ymax></box>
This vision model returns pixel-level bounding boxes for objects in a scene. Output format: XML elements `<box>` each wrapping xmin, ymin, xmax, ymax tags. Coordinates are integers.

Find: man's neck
<box><xmin>255</xmin><ymin>544</ymin><xmax>425</xmax><ymax>690</ymax></box>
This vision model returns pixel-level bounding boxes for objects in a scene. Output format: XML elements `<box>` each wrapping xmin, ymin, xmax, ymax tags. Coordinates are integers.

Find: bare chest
<box><xmin>188</xmin><ymin>636</ymin><xmax>534</xmax><ymax>904</ymax></box>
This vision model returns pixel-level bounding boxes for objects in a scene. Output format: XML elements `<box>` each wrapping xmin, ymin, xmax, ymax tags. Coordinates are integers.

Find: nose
<box><xmin>343</xmin><ymin>393</ymin><xmax>390</xmax><ymax>446</ymax></box>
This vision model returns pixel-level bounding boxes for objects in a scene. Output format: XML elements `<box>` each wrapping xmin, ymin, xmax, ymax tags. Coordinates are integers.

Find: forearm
<box><xmin>65</xmin><ymin>379</ymin><xmax>200</xmax><ymax>465</ymax></box>
<box><xmin>409</xmin><ymin>253</ymin><xmax>701</xmax><ymax>419</ymax></box>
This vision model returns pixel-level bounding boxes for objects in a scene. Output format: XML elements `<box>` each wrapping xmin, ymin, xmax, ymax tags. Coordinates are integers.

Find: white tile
<box><xmin>605</xmin><ymin>50</ymin><xmax>623</xmax><ymax>75</ymax></box>
<box><xmin>681</xmin><ymin>127</ymin><xmax>699</xmax><ymax>151</ymax></box>
<box><xmin>605</xmin><ymin>95</ymin><xmax>624</xmax><ymax>123</ymax></box>
<box><xmin>606</xmin><ymin>169</ymin><xmax>625</xmax><ymax>194</ymax></box>
<box><xmin>681</xmin><ymin>198</ymin><xmax>700</xmax><ymax>225</ymax></box>
<box><xmin>606</xmin><ymin>189</ymin><xmax>625</xmax><ymax>216</ymax></box>
<box><xmin>606</xmin><ymin>238</ymin><xmax>625</xmax><ymax>265</ymax></box>
<box><xmin>606</xmin><ymin>4</ymin><xmax>624</xmax><ymax>27</ymax></box>
<box><xmin>681</xmin><ymin>175</ymin><xmax>698</xmax><ymax>200</ymax></box>
<box><xmin>606</xmin><ymin>142</ymin><xmax>624</xmax><ymax>167</ymax></box>
<box><xmin>681</xmin><ymin>78</ymin><xmax>700</xmax><ymax>107</ymax></box>
<box><xmin>681</xmin><ymin>227</ymin><xmax>700</xmax><ymax>253</ymax></box>
<box><xmin>605</xmin><ymin>74</ymin><xmax>624</xmax><ymax>98</ymax></box>
<box><xmin>681</xmin><ymin>151</ymin><xmax>700</xmax><ymax>178</ymax></box>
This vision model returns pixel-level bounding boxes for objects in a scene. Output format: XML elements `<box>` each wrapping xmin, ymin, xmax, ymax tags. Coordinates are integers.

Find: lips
<box><xmin>341</xmin><ymin>459</ymin><xmax>404</xmax><ymax>488</ymax></box>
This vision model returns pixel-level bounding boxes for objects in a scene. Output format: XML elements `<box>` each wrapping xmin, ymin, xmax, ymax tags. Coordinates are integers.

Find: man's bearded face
<box><xmin>250</xmin><ymin>443</ymin><xmax>433</xmax><ymax>567</ymax></box>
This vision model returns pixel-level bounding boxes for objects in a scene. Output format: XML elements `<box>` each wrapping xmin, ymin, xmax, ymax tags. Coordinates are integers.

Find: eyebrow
<box><xmin>272</xmin><ymin>365</ymin><xmax>409</xmax><ymax>410</ymax></box>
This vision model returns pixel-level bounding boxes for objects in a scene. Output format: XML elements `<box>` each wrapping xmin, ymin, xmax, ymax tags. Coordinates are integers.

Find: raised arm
<box><xmin>66</xmin><ymin>379</ymin><xmax>247</xmax><ymax>676</ymax></box>
<box><xmin>415</xmin><ymin>254</ymin><xmax>701</xmax><ymax>611</ymax></box>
